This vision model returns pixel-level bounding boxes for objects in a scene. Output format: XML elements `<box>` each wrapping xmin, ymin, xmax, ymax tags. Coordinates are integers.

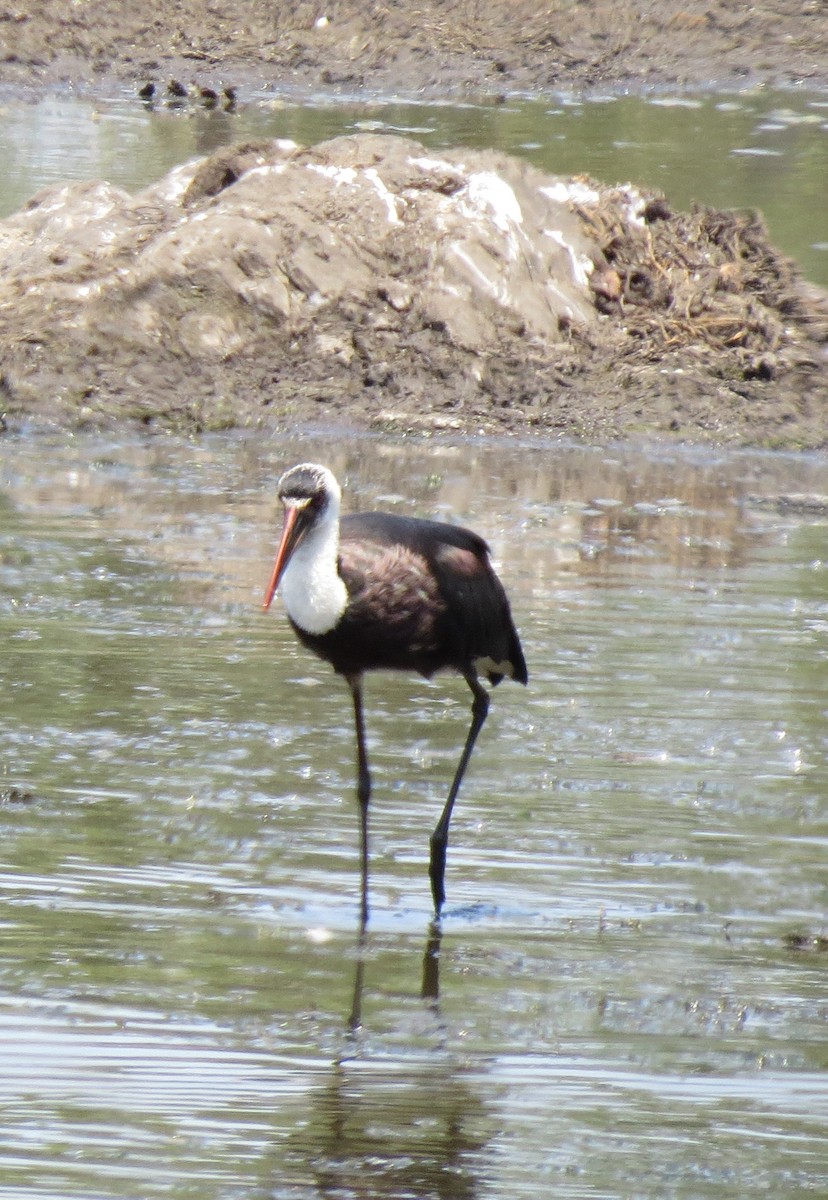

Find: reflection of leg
<box><xmin>347</xmin><ymin>925</ymin><xmax>368</xmax><ymax>1034</ymax></box>
<box><xmin>421</xmin><ymin>918</ymin><xmax>442</xmax><ymax>1006</ymax></box>
<box><xmin>429</xmin><ymin>675</ymin><xmax>490</xmax><ymax>913</ymax></box>
<box><xmin>346</xmin><ymin>674</ymin><xmax>371</xmax><ymax>926</ymax></box>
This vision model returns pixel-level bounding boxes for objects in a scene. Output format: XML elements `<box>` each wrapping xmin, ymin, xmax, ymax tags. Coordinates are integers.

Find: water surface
<box><xmin>1</xmin><ymin>431</ymin><xmax>826</xmax><ymax>1196</ymax></box>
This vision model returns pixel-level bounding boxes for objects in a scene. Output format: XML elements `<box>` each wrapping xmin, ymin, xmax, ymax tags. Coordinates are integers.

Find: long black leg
<box><xmin>429</xmin><ymin>674</ymin><xmax>489</xmax><ymax>914</ymax></box>
<box><xmin>346</xmin><ymin>674</ymin><xmax>371</xmax><ymax>927</ymax></box>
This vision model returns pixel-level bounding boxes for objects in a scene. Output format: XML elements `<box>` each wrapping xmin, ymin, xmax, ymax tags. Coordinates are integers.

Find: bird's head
<box><xmin>262</xmin><ymin>463</ymin><xmax>341</xmax><ymax>610</ymax></box>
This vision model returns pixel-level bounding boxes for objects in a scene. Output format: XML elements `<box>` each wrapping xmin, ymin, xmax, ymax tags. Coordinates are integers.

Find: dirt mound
<box><xmin>0</xmin><ymin>133</ymin><xmax>826</xmax><ymax>445</ymax></box>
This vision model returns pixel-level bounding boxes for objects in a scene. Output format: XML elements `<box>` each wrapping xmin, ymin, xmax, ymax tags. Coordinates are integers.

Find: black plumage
<box><xmin>298</xmin><ymin>512</ymin><xmax>525</xmax><ymax>682</ymax></box>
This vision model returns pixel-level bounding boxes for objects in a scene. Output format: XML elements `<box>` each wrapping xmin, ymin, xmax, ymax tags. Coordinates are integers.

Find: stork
<box><xmin>263</xmin><ymin>463</ymin><xmax>527</xmax><ymax>922</ymax></box>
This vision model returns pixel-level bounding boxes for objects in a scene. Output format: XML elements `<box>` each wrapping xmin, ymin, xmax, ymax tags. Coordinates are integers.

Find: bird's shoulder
<box><xmin>340</xmin><ymin>511</ymin><xmax>490</xmax><ymax>570</ymax></box>
<box><xmin>337</xmin><ymin>511</ymin><xmax>503</xmax><ymax>628</ymax></box>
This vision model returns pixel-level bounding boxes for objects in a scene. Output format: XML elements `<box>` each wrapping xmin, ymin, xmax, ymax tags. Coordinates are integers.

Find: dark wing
<box><xmin>305</xmin><ymin>513</ymin><xmax>450</xmax><ymax>677</ymax></box>
<box><xmin>429</xmin><ymin>539</ymin><xmax>528</xmax><ymax>685</ymax></box>
<box><xmin>336</xmin><ymin>512</ymin><xmax>527</xmax><ymax>685</ymax></box>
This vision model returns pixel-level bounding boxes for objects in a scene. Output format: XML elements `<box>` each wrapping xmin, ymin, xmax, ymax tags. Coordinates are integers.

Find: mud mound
<box><xmin>0</xmin><ymin>132</ymin><xmax>826</xmax><ymax>445</ymax></box>
<box><xmin>0</xmin><ymin>133</ymin><xmax>597</xmax><ymax>428</ymax></box>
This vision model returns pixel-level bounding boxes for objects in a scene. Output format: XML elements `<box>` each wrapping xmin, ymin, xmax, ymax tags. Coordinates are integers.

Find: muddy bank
<box><xmin>1</xmin><ymin>132</ymin><xmax>826</xmax><ymax>446</ymax></box>
<box><xmin>1</xmin><ymin>1</ymin><xmax>827</xmax><ymax>100</ymax></box>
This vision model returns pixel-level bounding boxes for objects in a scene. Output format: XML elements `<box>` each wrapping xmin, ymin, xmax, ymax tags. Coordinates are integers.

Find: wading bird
<box><xmin>262</xmin><ymin>463</ymin><xmax>527</xmax><ymax>922</ymax></box>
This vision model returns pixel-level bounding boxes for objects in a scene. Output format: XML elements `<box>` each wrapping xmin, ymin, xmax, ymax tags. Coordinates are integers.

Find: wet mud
<box><xmin>2</xmin><ymin>1</ymin><xmax>826</xmax><ymax>101</ymax></box>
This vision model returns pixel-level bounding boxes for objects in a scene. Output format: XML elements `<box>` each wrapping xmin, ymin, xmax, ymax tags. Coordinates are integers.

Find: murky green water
<box><xmin>1</xmin><ymin>87</ymin><xmax>828</xmax><ymax>286</ymax></box>
<box><xmin>1</xmin><ymin>431</ymin><xmax>826</xmax><ymax>1196</ymax></box>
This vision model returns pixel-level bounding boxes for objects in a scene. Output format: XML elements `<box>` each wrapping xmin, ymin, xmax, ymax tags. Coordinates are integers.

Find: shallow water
<box><xmin>1</xmin><ymin>430</ymin><xmax>827</xmax><ymax>1196</ymax></box>
<box><xmin>1</xmin><ymin>87</ymin><xmax>828</xmax><ymax>286</ymax></box>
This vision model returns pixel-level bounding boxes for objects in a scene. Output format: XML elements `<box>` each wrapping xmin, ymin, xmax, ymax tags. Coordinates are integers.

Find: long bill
<box><xmin>262</xmin><ymin>505</ymin><xmax>302</xmax><ymax>611</ymax></box>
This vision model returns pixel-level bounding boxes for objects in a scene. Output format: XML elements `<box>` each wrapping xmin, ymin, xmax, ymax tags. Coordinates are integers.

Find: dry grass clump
<box><xmin>578</xmin><ymin>185</ymin><xmax>828</xmax><ymax>381</ymax></box>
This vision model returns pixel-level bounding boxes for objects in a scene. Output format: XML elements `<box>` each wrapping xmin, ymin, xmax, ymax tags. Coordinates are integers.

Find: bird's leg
<box><xmin>346</xmin><ymin>674</ymin><xmax>371</xmax><ymax>927</ymax></box>
<box><xmin>429</xmin><ymin>674</ymin><xmax>489</xmax><ymax>914</ymax></box>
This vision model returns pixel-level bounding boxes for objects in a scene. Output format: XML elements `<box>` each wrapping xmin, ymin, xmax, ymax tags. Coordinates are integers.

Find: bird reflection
<box><xmin>421</xmin><ymin>919</ymin><xmax>443</xmax><ymax>1008</ymax></box>
<box><xmin>275</xmin><ymin>921</ymin><xmax>487</xmax><ymax>1200</ymax></box>
<box><xmin>348</xmin><ymin>919</ymin><xmax>443</xmax><ymax>1034</ymax></box>
<box><xmin>347</xmin><ymin>925</ymin><xmax>368</xmax><ymax>1034</ymax></box>
<box><xmin>302</xmin><ymin>1054</ymin><xmax>486</xmax><ymax>1200</ymax></box>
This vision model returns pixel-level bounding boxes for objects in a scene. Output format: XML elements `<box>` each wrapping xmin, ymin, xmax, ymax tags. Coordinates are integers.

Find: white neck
<box><xmin>278</xmin><ymin>494</ymin><xmax>348</xmax><ymax>635</ymax></box>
